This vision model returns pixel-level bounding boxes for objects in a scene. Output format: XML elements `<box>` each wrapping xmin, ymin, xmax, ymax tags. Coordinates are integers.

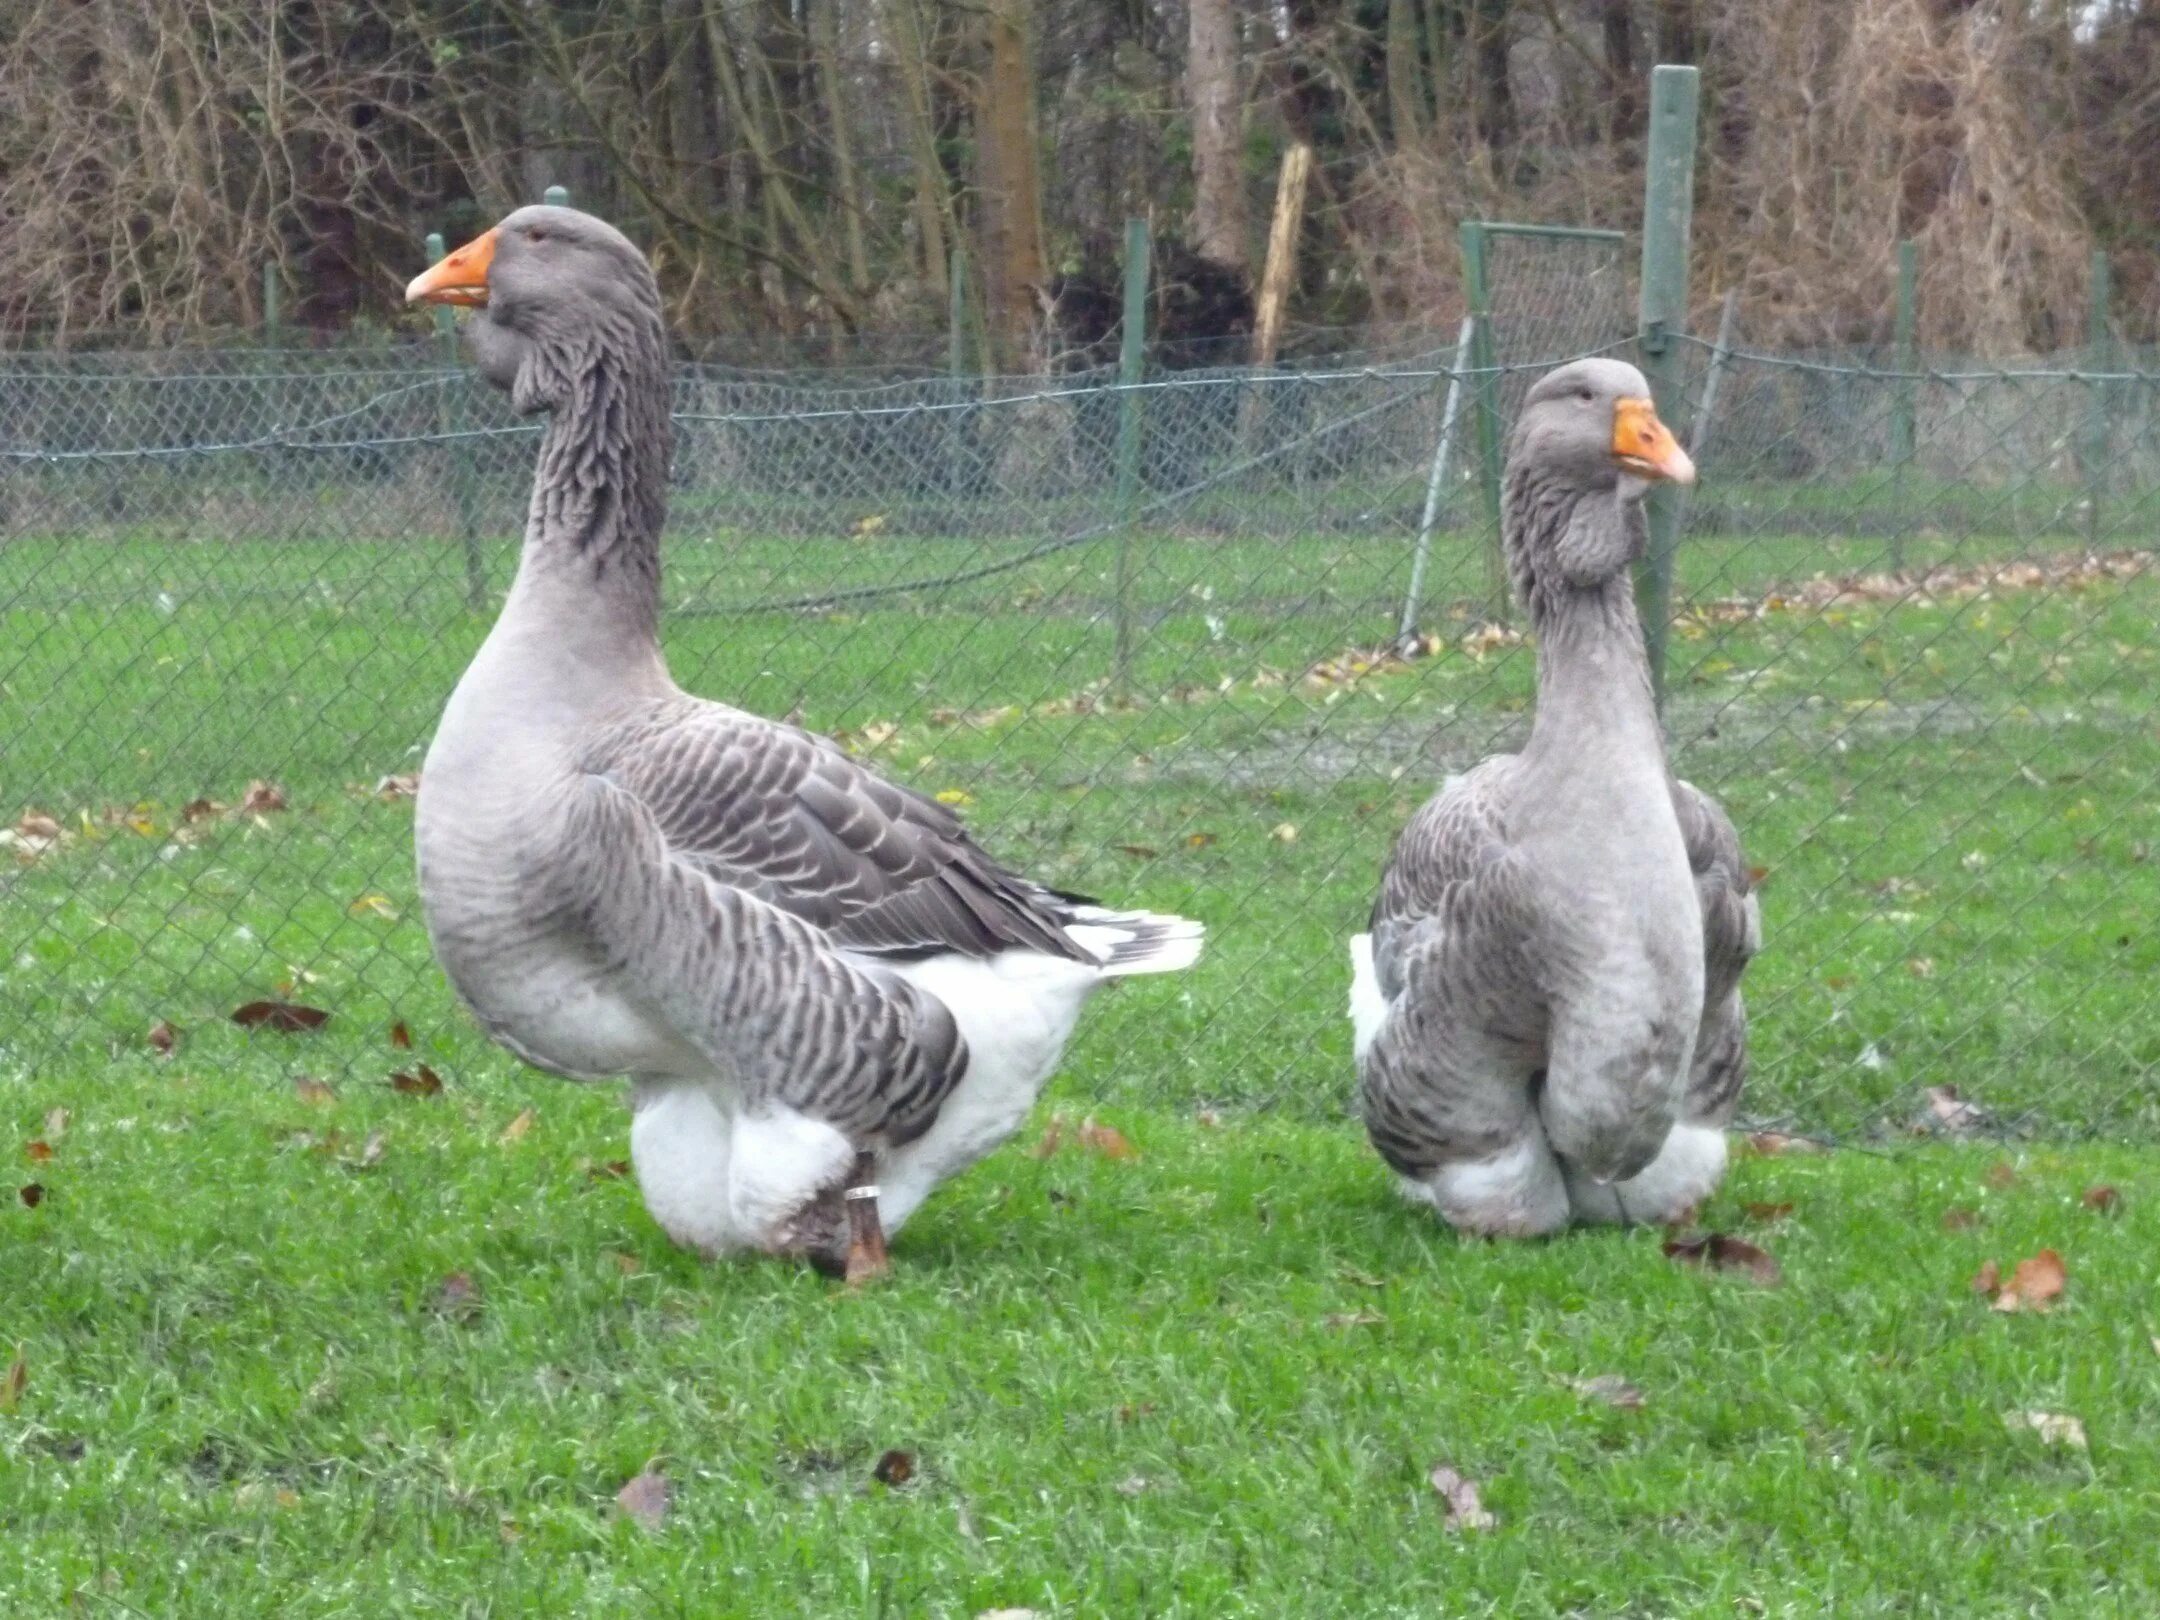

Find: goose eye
<box><xmin>1577</xmin><ymin>388</ymin><xmax>1593</xmax><ymax>402</ymax></box>
<box><xmin>527</xmin><ymin>227</ymin><xmax>549</xmax><ymax>243</ymax></box>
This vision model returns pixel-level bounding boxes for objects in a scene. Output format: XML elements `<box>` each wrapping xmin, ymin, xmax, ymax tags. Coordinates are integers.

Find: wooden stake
<box><xmin>1252</xmin><ymin>143</ymin><xmax>1313</xmax><ymax>369</ymax></box>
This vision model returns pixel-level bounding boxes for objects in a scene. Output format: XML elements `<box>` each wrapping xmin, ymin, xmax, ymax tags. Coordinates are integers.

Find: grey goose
<box><xmin>1350</xmin><ymin>358</ymin><xmax>1760</xmax><ymax>1236</ymax></box>
<box><xmin>405</xmin><ymin>207</ymin><xmax>1203</xmax><ymax>1280</ymax></box>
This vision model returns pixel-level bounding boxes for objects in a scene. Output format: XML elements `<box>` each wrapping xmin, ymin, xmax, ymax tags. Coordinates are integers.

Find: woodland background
<box><xmin>1</xmin><ymin>0</ymin><xmax>2155</xmax><ymax>361</ymax></box>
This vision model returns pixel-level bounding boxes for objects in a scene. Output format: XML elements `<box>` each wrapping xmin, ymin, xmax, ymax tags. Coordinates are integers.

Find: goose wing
<box><xmin>1366</xmin><ymin>759</ymin><xmax>1530</xmax><ymax>1001</ymax></box>
<box><xmin>1672</xmin><ymin>777</ymin><xmax>1761</xmax><ymax>1120</ymax></box>
<box><xmin>580</xmin><ymin>696</ymin><xmax>1095</xmax><ymax>965</ymax></box>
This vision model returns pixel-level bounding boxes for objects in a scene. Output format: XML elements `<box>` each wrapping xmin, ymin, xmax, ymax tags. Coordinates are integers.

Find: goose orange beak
<box><xmin>406</xmin><ymin>228</ymin><xmax>498</xmax><ymax>307</ymax></box>
<box><xmin>1612</xmin><ymin>397</ymin><xmax>1695</xmax><ymax>485</ymax></box>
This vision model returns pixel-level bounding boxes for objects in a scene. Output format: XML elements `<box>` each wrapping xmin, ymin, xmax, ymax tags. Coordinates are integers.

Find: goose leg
<box><xmin>842</xmin><ymin>1153</ymin><xmax>889</xmax><ymax>1286</ymax></box>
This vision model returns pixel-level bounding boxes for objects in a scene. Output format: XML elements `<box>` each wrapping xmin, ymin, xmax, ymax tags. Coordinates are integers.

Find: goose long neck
<box><xmin>1509</xmin><ymin>480</ymin><xmax>1668</xmax><ymax>772</ymax></box>
<box><xmin>502</xmin><ymin>312</ymin><xmax>674</xmax><ymax>654</ymax></box>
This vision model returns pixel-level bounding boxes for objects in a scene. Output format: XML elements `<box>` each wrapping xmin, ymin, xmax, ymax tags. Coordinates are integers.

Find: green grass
<box><xmin>5</xmin><ymin>522</ymin><xmax>2158</xmax><ymax>1134</ymax></box>
<box><xmin>6</xmin><ymin>507</ymin><xmax>2160</xmax><ymax>1610</ymax></box>
<box><xmin>6</xmin><ymin>1071</ymin><xmax>2159</xmax><ymax>1616</ymax></box>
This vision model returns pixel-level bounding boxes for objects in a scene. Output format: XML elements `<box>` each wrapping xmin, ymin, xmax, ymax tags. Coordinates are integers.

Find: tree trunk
<box><xmin>976</xmin><ymin>0</ymin><xmax>1048</xmax><ymax>367</ymax></box>
<box><xmin>1600</xmin><ymin>0</ymin><xmax>1639</xmax><ymax>145</ymax></box>
<box><xmin>1387</xmin><ymin>0</ymin><xmax>1429</xmax><ymax>147</ymax></box>
<box><xmin>810</xmin><ymin>0</ymin><xmax>871</xmax><ymax>293</ymax></box>
<box><xmin>1187</xmin><ymin>0</ymin><xmax>1248</xmax><ymax>274</ymax></box>
<box><xmin>880</xmin><ymin>0</ymin><xmax>951</xmax><ymax>288</ymax></box>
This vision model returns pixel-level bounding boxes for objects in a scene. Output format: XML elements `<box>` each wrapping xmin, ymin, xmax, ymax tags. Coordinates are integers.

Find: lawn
<box><xmin>4</xmin><ymin>476</ymin><xmax>2159</xmax><ymax>1611</ymax></box>
<box><xmin>5</xmin><ymin>1075</ymin><xmax>2156</xmax><ymax>1616</ymax></box>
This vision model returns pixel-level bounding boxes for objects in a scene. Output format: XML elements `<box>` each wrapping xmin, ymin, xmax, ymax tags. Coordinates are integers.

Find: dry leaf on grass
<box><xmin>871</xmin><ymin>1449</ymin><xmax>916</xmax><ymax>1487</ymax></box>
<box><xmin>147</xmin><ymin>1020</ymin><xmax>177</xmax><ymax>1056</ymax></box>
<box><xmin>609</xmin><ymin>1251</ymin><xmax>642</xmax><ymax>1275</ymax></box>
<box><xmin>498</xmin><ymin>1108</ymin><xmax>536</xmax><ymax>1144</ymax></box>
<box><xmin>1924</xmin><ymin>1084</ymin><xmax>1989</xmax><ymax>1134</ymax></box>
<box><xmin>1078</xmin><ymin>1118</ymin><xmax>1135</xmax><ymax>1160</ymax></box>
<box><xmin>238</xmin><ymin>780</ymin><xmax>287</xmax><ymax>814</ymax></box>
<box><xmin>231</xmin><ymin>1001</ymin><xmax>330</xmax><ymax>1033</ymax></box>
<box><xmin>2004</xmin><ymin>1410</ymin><xmax>2087</xmax><ymax>1450</ymax></box>
<box><xmin>615</xmin><ymin>1467</ymin><xmax>670</xmax><ymax>1530</ymax></box>
<box><xmin>19</xmin><ymin>1183</ymin><xmax>45</xmax><ymax>1208</ymax></box>
<box><xmin>1741</xmin><ymin>1202</ymin><xmax>1795</xmax><ymax>1224</ymax></box>
<box><xmin>1744</xmin><ymin>1132</ymin><xmax>1823</xmax><ymax>1156</ymax></box>
<box><xmin>1321</xmin><ymin>1311</ymin><xmax>1384</xmax><ymax>1329</ymax></box>
<box><xmin>1990</xmin><ymin>1249</ymin><xmax>2067</xmax><ymax>1314</ymax></box>
<box><xmin>1427</xmin><ymin>1464</ymin><xmax>1495</xmax><ymax>1532</ymax></box>
<box><xmin>1568</xmin><ymin>1375</ymin><xmax>1647</xmax><ymax>1410</ymax></box>
<box><xmin>586</xmin><ymin>1159</ymin><xmax>633</xmax><ymax>1181</ymax></box>
<box><xmin>293</xmin><ymin>1077</ymin><xmax>337</xmax><ymax>1107</ymax></box>
<box><xmin>1970</xmin><ymin>1259</ymin><xmax>2002</xmax><ymax>1294</ymax></box>
<box><xmin>1113</xmin><ymin>843</ymin><xmax>1159</xmax><ymax>859</ymax></box>
<box><xmin>430</xmin><ymin>1271</ymin><xmax>481</xmax><ymax>1319</ymax></box>
<box><xmin>1663</xmin><ymin>1233</ymin><xmax>1783</xmax><ymax>1287</ymax></box>
<box><xmin>2081</xmin><ymin>1185</ymin><xmax>2121</xmax><ymax>1214</ymax></box>
<box><xmin>24</xmin><ymin>1141</ymin><xmax>53</xmax><ymax>1164</ymax></box>
<box><xmin>0</xmin><ymin>1351</ymin><xmax>24</xmax><ymax>1411</ymax></box>
<box><xmin>1983</xmin><ymin>1161</ymin><xmax>2019</xmax><ymax>1190</ymax></box>
<box><xmin>389</xmin><ymin>1021</ymin><xmax>412</xmax><ymax>1049</ymax></box>
<box><xmin>389</xmin><ymin>1066</ymin><xmax>443</xmax><ymax>1098</ymax></box>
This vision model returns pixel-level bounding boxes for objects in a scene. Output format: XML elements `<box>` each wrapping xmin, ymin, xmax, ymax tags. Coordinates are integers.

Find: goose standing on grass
<box><xmin>404</xmin><ymin>207</ymin><xmax>1202</xmax><ymax>1281</ymax></box>
<box><xmin>1349</xmin><ymin>358</ymin><xmax>1759</xmax><ymax>1236</ymax></box>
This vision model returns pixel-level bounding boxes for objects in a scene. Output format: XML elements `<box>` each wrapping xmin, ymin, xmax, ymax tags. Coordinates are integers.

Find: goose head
<box><xmin>1512</xmin><ymin>357</ymin><xmax>1694</xmax><ymax>500</ymax></box>
<box><xmin>405</xmin><ymin>205</ymin><xmax>665</xmax><ymax>414</ymax></box>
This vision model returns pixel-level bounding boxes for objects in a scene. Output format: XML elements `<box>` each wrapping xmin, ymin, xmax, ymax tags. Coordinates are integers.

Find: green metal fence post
<box><xmin>261</xmin><ymin>262</ymin><xmax>282</xmax><ymax>342</ymax></box>
<box><xmin>1112</xmin><ymin>216</ymin><xmax>1152</xmax><ymax>697</ymax></box>
<box><xmin>947</xmin><ymin>242</ymin><xmax>971</xmax><ymax>380</ymax></box>
<box><xmin>428</xmin><ymin>228</ymin><xmax>488</xmax><ymax>610</ymax></box>
<box><xmin>1458</xmin><ymin>220</ymin><xmax>1508</xmax><ymax>619</ymax></box>
<box><xmin>1633</xmin><ymin>64</ymin><xmax>1700</xmax><ymax>708</ymax></box>
<box><xmin>544</xmin><ymin>185</ymin><xmax>570</xmax><ymax>208</ymax></box>
<box><xmin>1891</xmin><ymin>238</ymin><xmax>1918</xmax><ymax>570</ymax></box>
<box><xmin>2084</xmin><ymin>248</ymin><xmax>2112</xmax><ymax>551</ymax></box>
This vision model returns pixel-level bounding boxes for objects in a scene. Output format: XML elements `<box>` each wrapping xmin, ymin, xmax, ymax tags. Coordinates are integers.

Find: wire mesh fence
<box><xmin>4</xmin><ymin>320</ymin><xmax>2157</xmax><ymax>1143</ymax></box>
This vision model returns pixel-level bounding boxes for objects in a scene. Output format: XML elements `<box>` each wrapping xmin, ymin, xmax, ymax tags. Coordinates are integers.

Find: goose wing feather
<box><xmin>580</xmin><ymin>696</ymin><xmax>1094</xmax><ymax>964</ymax></box>
<box><xmin>1672</xmin><ymin>777</ymin><xmax>1761</xmax><ymax>1120</ymax></box>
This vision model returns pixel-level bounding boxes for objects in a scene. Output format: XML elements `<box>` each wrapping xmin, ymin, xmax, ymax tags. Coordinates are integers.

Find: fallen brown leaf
<box><xmin>586</xmin><ymin>1159</ymin><xmax>633</xmax><ymax>1181</ymax></box>
<box><xmin>293</xmin><ymin>1077</ymin><xmax>337</xmax><ymax>1107</ymax></box>
<box><xmin>1427</xmin><ymin>1464</ymin><xmax>1495</xmax><ymax>1531</ymax></box>
<box><xmin>1741</xmin><ymin>1201</ymin><xmax>1795</xmax><ymax>1224</ymax></box>
<box><xmin>1078</xmin><ymin>1118</ymin><xmax>1135</xmax><ymax>1160</ymax></box>
<box><xmin>1992</xmin><ymin>1248</ymin><xmax>2067</xmax><ymax>1314</ymax></box>
<box><xmin>231</xmin><ymin>1000</ymin><xmax>330</xmax><ymax>1033</ymax></box>
<box><xmin>15</xmin><ymin>811</ymin><xmax>62</xmax><ymax>840</ymax></box>
<box><xmin>609</xmin><ymin>1251</ymin><xmax>642</xmax><ymax>1275</ymax></box>
<box><xmin>1321</xmin><ymin>1311</ymin><xmax>1384</xmax><ymax>1329</ymax></box>
<box><xmin>430</xmin><ymin>1271</ymin><xmax>481</xmax><ymax>1318</ymax></box>
<box><xmin>1745</xmin><ymin>1132</ymin><xmax>1823</xmax><ymax>1156</ymax></box>
<box><xmin>872</xmin><ymin>1449</ymin><xmax>915</xmax><ymax>1487</ymax></box>
<box><xmin>19</xmin><ymin>1183</ymin><xmax>44</xmax><ymax>1208</ymax></box>
<box><xmin>0</xmin><ymin>1351</ymin><xmax>23</xmax><ymax>1411</ymax></box>
<box><xmin>374</xmin><ymin>773</ymin><xmax>420</xmax><ymax>800</ymax></box>
<box><xmin>1567</xmin><ymin>1374</ymin><xmax>1646</xmax><ymax>1410</ymax></box>
<box><xmin>389</xmin><ymin>1066</ymin><xmax>443</xmax><ymax>1098</ymax></box>
<box><xmin>2081</xmin><ymin>1185</ymin><xmax>2121</xmax><ymax>1214</ymax></box>
<box><xmin>1662</xmin><ymin>1233</ymin><xmax>1783</xmax><ymax>1287</ymax></box>
<box><xmin>1970</xmin><ymin>1259</ymin><xmax>2002</xmax><ymax>1294</ymax></box>
<box><xmin>498</xmin><ymin>1108</ymin><xmax>536</xmax><ymax>1144</ymax></box>
<box><xmin>1924</xmin><ymin>1084</ymin><xmax>1989</xmax><ymax>1134</ymax></box>
<box><xmin>1984</xmin><ymin>1161</ymin><xmax>2019</xmax><ymax>1190</ymax></box>
<box><xmin>24</xmin><ymin>1140</ymin><xmax>53</xmax><ymax>1164</ymax></box>
<box><xmin>1113</xmin><ymin>844</ymin><xmax>1160</xmax><ymax>860</ymax></box>
<box><xmin>389</xmin><ymin>1021</ymin><xmax>412</xmax><ymax>1049</ymax></box>
<box><xmin>1907</xmin><ymin>957</ymin><xmax>1937</xmax><ymax>980</ymax></box>
<box><xmin>147</xmin><ymin>1020</ymin><xmax>177</xmax><ymax>1056</ymax></box>
<box><xmin>2004</xmin><ymin>1410</ymin><xmax>2087</xmax><ymax>1450</ymax></box>
<box><xmin>238</xmin><ymin>780</ymin><xmax>287</xmax><ymax>814</ymax></box>
<box><xmin>1941</xmin><ymin>1206</ymin><xmax>1981</xmax><ymax>1232</ymax></box>
<box><xmin>615</xmin><ymin>1467</ymin><xmax>670</xmax><ymax>1530</ymax></box>
<box><xmin>180</xmin><ymin>798</ymin><xmax>223</xmax><ymax>823</ymax></box>
<box><xmin>1028</xmin><ymin>1117</ymin><xmax>1066</xmax><ymax>1159</ymax></box>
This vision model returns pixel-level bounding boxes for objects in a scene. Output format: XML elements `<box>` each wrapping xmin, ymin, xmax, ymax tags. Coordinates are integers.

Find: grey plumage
<box><xmin>407</xmin><ymin>207</ymin><xmax>1202</xmax><ymax>1270</ymax></box>
<box><xmin>1351</xmin><ymin>358</ymin><xmax>1760</xmax><ymax>1235</ymax></box>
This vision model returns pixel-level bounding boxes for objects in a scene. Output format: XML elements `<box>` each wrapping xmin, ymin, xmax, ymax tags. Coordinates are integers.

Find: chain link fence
<box><xmin>4</xmin><ymin>317</ymin><xmax>2157</xmax><ymax>1142</ymax></box>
